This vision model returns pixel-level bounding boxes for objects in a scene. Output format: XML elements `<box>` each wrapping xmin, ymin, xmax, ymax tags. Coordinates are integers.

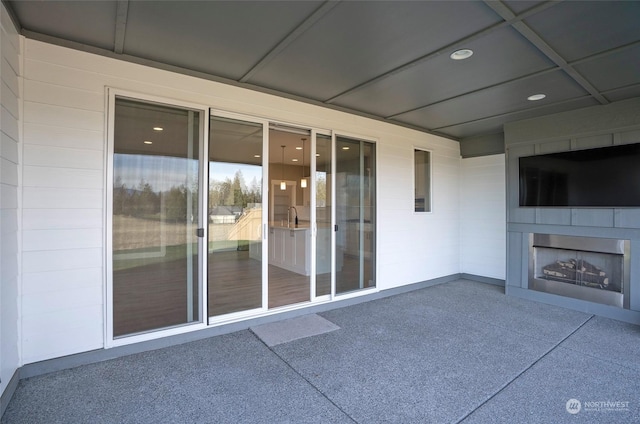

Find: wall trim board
<box><xmin>460</xmin><ymin>273</ymin><xmax>505</xmax><ymax>287</ymax></box>
<box><xmin>19</xmin><ymin>274</ymin><xmax>461</xmax><ymax>380</ymax></box>
<box><xmin>507</xmin><ymin>223</ymin><xmax>640</xmax><ymax>240</ymax></box>
<box><xmin>505</xmin><ymin>286</ymin><xmax>640</xmax><ymax>325</ymax></box>
<box><xmin>0</xmin><ymin>370</ymin><xmax>19</xmax><ymax>419</ymax></box>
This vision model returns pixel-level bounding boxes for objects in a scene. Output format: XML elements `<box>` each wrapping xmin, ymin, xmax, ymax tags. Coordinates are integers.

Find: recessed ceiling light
<box><xmin>342</xmin><ymin>146</ymin><xmax>350</xmax><ymax>150</ymax></box>
<box><xmin>292</xmin><ymin>159</ymin><xmax>298</xmax><ymax>162</ymax></box>
<box><xmin>153</xmin><ymin>127</ymin><xmax>163</xmax><ymax>131</ymax></box>
<box><xmin>450</xmin><ymin>49</ymin><xmax>473</xmax><ymax>60</ymax></box>
<box><xmin>143</xmin><ymin>140</ymin><xmax>153</xmax><ymax>145</ymax></box>
<box><xmin>295</xmin><ymin>147</ymin><xmax>302</xmax><ymax>150</ymax></box>
<box><xmin>316</xmin><ymin>154</ymin><xmax>320</xmax><ymax>157</ymax></box>
<box><xmin>527</xmin><ymin>94</ymin><xmax>546</xmax><ymax>101</ymax></box>
<box><xmin>254</xmin><ymin>154</ymin><xmax>261</xmax><ymax>158</ymax></box>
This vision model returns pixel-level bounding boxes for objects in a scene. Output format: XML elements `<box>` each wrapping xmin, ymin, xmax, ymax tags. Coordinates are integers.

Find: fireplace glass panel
<box><xmin>534</xmin><ymin>247</ymin><xmax>623</xmax><ymax>293</ymax></box>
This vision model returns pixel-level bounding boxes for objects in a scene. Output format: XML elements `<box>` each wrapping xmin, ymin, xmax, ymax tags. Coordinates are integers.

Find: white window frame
<box><xmin>105</xmin><ymin>88</ymin><xmax>211</xmax><ymax>348</ymax></box>
<box><xmin>413</xmin><ymin>147</ymin><xmax>432</xmax><ymax>213</ymax></box>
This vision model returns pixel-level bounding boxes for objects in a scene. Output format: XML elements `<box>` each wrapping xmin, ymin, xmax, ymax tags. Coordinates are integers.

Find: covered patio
<box><xmin>3</xmin><ymin>279</ymin><xmax>638</xmax><ymax>423</ymax></box>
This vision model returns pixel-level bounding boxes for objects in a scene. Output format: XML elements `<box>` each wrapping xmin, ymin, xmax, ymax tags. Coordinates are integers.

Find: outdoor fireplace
<box><xmin>529</xmin><ymin>234</ymin><xmax>630</xmax><ymax>308</ymax></box>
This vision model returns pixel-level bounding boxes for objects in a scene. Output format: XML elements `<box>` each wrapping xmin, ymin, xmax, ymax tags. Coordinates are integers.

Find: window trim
<box><xmin>413</xmin><ymin>147</ymin><xmax>432</xmax><ymax>213</ymax></box>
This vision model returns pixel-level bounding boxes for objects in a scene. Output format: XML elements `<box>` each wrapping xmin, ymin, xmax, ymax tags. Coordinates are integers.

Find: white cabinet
<box><xmin>269</xmin><ymin>227</ymin><xmax>310</xmax><ymax>275</ymax></box>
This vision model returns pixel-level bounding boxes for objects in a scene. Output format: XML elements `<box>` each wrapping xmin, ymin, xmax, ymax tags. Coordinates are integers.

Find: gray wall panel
<box><xmin>614</xmin><ymin>209</ymin><xmax>640</xmax><ymax>229</ymax></box>
<box><xmin>505</xmin><ymin>98</ymin><xmax>640</xmax><ymax>317</ymax></box>
<box><xmin>538</xmin><ymin>139</ymin><xmax>571</xmax><ymax>154</ymax></box>
<box><xmin>619</xmin><ymin>129</ymin><xmax>640</xmax><ymax>144</ymax></box>
<box><xmin>506</xmin><ymin>231</ymin><xmax>522</xmax><ymax>287</ymax></box>
<box><xmin>575</xmin><ymin>133</ymin><xmax>613</xmax><ymax>150</ymax></box>
<box><xmin>571</xmin><ymin>209</ymin><xmax>614</xmax><ymax>227</ymax></box>
<box><xmin>536</xmin><ymin>208</ymin><xmax>571</xmax><ymax>226</ymax></box>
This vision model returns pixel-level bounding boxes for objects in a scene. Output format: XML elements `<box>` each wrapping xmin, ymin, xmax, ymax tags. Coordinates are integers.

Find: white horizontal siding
<box><xmin>23</xmin><ymin>122</ymin><xmax>103</xmax><ymax>150</ymax></box>
<box><xmin>23</xmin><ymin>228</ymin><xmax>102</xmax><ymax>251</ymax></box>
<box><xmin>23</xmin><ymin>166</ymin><xmax>103</xmax><ymax>189</ymax></box>
<box><xmin>22</xmin><ymin>267</ymin><xmax>102</xmax><ymax>295</ymax></box>
<box><xmin>0</xmin><ymin>1</ymin><xmax>21</xmax><ymax>398</ymax></box>
<box><xmin>22</xmin><ymin>208</ymin><xmax>102</xmax><ymax>230</ymax></box>
<box><xmin>460</xmin><ymin>154</ymin><xmax>506</xmax><ymax>280</ymax></box>
<box><xmin>21</xmin><ymin>40</ymin><xmax>111</xmax><ymax>362</ymax></box>
<box><xmin>20</xmin><ymin>38</ymin><xmax>464</xmax><ymax>363</ymax></box>
<box><xmin>23</xmin><ymin>145</ymin><xmax>103</xmax><ymax>170</ymax></box>
<box><xmin>22</xmin><ymin>248</ymin><xmax>103</xmax><ymax>274</ymax></box>
<box><xmin>23</xmin><ymin>187</ymin><xmax>103</xmax><ymax>209</ymax></box>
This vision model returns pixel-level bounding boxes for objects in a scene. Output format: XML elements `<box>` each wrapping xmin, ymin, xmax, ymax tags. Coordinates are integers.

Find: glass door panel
<box><xmin>268</xmin><ymin>129</ymin><xmax>311</xmax><ymax>308</ymax></box>
<box><xmin>335</xmin><ymin>136</ymin><xmax>376</xmax><ymax>294</ymax></box>
<box><xmin>315</xmin><ymin>134</ymin><xmax>332</xmax><ymax>297</ymax></box>
<box><xmin>112</xmin><ymin>98</ymin><xmax>201</xmax><ymax>337</ymax></box>
<box><xmin>208</xmin><ymin>116</ymin><xmax>263</xmax><ymax>316</ymax></box>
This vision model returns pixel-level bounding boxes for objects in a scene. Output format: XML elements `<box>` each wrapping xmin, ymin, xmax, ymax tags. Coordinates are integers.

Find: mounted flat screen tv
<box><xmin>519</xmin><ymin>143</ymin><xmax>640</xmax><ymax>207</ymax></box>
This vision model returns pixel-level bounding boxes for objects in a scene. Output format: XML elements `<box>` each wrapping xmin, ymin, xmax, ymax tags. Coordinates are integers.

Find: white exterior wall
<box><xmin>20</xmin><ymin>38</ymin><xmax>461</xmax><ymax>363</ymax></box>
<box><xmin>0</xmin><ymin>3</ymin><xmax>21</xmax><ymax>397</ymax></box>
<box><xmin>460</xmin><ymin>154</ymin><xmax>506</xmax><ymax>280</ymax></box>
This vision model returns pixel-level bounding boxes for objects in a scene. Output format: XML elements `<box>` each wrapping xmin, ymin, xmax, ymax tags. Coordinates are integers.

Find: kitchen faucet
<box><xmin>288</xmin><ymin>206</ymin><xmax>298</xmax><ymax>227</ymax></box>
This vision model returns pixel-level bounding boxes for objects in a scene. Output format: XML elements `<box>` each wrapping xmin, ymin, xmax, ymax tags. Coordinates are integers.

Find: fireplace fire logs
<box><xmin>542</xmin><ymin>259</ymin><xmax>612</xmax><ymax>290</ymax></box>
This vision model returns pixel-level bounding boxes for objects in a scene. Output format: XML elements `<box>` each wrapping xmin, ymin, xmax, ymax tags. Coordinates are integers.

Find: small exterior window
<box><xmin>414</xmin><ymin>149</ymin><xmax>431</xmax><ymax>212</ymax></box>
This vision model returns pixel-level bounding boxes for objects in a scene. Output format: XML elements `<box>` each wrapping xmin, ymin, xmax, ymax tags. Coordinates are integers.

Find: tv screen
<box><xmin>519</xmin><ymin>143</ymin><xmax>640</xmax><ymax>207</ymax></box>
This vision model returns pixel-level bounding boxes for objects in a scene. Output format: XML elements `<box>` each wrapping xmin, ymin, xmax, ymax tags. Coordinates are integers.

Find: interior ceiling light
<box><xmin>254</xmin><ymin>154</ymin><xmax>260</xmax><ymax>158</ymax></box>
<box><xmin>143</xmin><ymin>140</ymin><xmax>153</xmax><ymax>145</ymax></box>
<box><xmin>450</xmin><ymin>49</ymin><xmax>473</xmax><ymax>60</ymax></box>
<box><xmin>527</xmin><ymin>93</ymin><xmax>546</xmax><ymax>101</ymax></box>
<box><xmin>292</xmin><ymin>158</ymin><xmax>298</xmax><ymax>162</ymax></box>
<box><xmin>342</xmin><ymin>146</ymin><xmax>350</xmax><ymax>150</ymax></box>
<box><xmin>295</xmin><ymin>146</ymin><xmax>302</xmax><ymax>150</ymax></box>
<box><xmin>153</xmin><ymin>127</ymin><xmax>163</xmax><ymax>131</ymax></box>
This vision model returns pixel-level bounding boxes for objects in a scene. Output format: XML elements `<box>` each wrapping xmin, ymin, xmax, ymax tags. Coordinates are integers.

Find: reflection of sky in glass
<box><xmin>209</xmin><ymin>162</ymin><xmax>262</xmax><ymax>187</ymax></box>
<box><xmin>114</xmin><ymin>154</ymin><xmax>198</xmax><ymax>192</ymax></box>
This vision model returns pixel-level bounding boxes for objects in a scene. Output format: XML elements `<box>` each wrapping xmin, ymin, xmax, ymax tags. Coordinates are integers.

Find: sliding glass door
<box><xmin>315</xmin><ymin>134</ymin><xmax>332</xmax><ymax>297</ymax></box>
<box><xmin>208</xmin><ymin>115</ymin><xmax>266</xmax><ymax>317</ymax></box>
<box><xmin>112</xmin><ymin>98</ymin><xmax>203</xmax><ymax>337</ymax></box>
<box><xmin>335</xmin><ymin>136</ymin><xmax>376</xmax><ymax>294</ymax></box>
<box><xmin>112</xmin><ymin>99</ymin><xmax>377</xmax><ymax>336</ymax></box>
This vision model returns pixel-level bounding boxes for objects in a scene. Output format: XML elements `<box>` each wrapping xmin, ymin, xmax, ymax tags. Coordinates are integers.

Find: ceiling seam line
<box><xmin>429</xmin><ymin>96</ymin><xmax>596</xmax><ymax>131</ymax></box>
<box><xmin>323</xmin><ymin>20</ymin><xmax>511</xmax><ymax>104</ymax></box>
<box><xmin>324</xmin><ymin>0</ymin><xmax>562</xmax><ymax>105</ymax></box>
<box><xmin>485</xmin><ymin>1</ymin><xmax>608</xmax><ymax>105</ymax></box>
<box><xmin>385</xmin><ymin>67</ymin><xmax>561</xmax><ymax>119</ymax></box>
<box><xmin>114</xmin><ymin>0</ymin><xmax>129</xmax><ymax>54</ymax></box>
<box><xmin>600</xmin><ymin>82</ymin><xmax>640</xmax><ymax>96</ymax></box>
<box><xmin>569</xmin><ymin>40</ymin><xmax>640</xmax><ymax>67</ymax></box>
<box><xmin>510</xmin><ymin>21</ymin><xmax>609</xmax><ymax>105</ymax></box>
<box><xmin>239</xmin><ymin>0</ymin><xmax>341</xmax><ymax>83</ymax></box>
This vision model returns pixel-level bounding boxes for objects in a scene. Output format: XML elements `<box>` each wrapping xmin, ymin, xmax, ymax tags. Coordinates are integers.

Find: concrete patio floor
<box><xmin>2</xmin><ymin>279</ymin><xmax>639</xmax><ymax>423</ymax></box>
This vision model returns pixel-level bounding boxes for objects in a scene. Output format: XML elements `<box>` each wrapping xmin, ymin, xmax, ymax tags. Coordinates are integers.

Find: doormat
<box><xmin>250</xmin><ymin>314</ymin><xmax>340</xmax><ymax>347</ymax></box>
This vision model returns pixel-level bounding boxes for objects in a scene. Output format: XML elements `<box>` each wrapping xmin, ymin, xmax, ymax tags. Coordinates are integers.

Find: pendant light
<box><xmin>300</xmin><ymin>138</ymin><xmax>307</xmax><ymax>188</ymax></box>
<box><xmin>280</xmin><ymin>145</ymin><xmax>286</xmax><ymax>190</ymax></box>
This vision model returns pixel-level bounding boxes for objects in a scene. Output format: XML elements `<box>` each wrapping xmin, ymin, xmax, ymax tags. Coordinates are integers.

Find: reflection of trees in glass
<box><xmin>209</xmin><ymin>170</ymin><xmax>261</xmax><ymax>209</ymax></box>
<box><xmin>113</xmin><ymin>177</ymin><xmax>198</xmax><ymax>222</ymax></box>
<box><xmin>316</xmin><ymin>174</ymin><xmax>326</xmax><ymax>207</ymax></box>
